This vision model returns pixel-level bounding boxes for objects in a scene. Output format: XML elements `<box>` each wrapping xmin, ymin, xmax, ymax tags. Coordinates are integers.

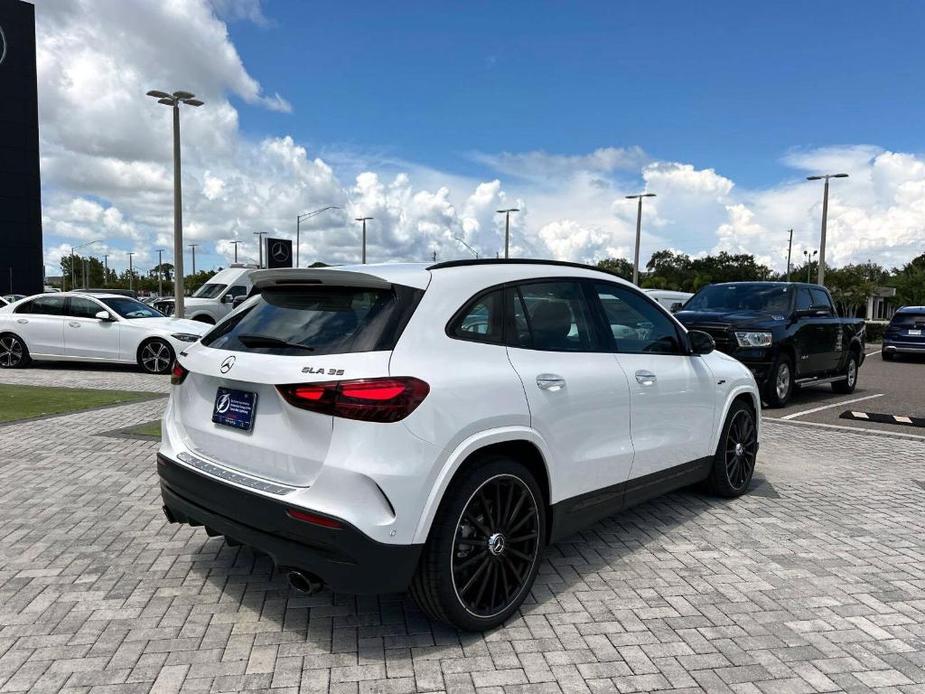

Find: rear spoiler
<box><xmin>250</xmin><ymin>268</ymin><xmax>392</xmax><ymax>291</ymax></box>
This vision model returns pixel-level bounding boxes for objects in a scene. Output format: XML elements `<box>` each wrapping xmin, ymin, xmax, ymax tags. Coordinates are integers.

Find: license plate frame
<box><xmin>908</xmin><ymin>329</ymin><xmax>922</xmax><ymax>336</ymax></box>
<box><xmin>212</xmin><ymin>387</ymin><xmax>258</xmax><ymax>431</ymax></box>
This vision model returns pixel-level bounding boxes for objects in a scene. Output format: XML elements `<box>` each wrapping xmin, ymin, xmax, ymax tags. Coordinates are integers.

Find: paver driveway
<box><xmin>1</xmin><ymin>367</ymin><xmax>924</xmax><ymax>694</ymax></box>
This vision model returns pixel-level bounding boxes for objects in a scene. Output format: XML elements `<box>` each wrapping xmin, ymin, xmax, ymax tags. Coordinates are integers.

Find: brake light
<box><xmin>277</xmin><ymin>377</ymin><xmax>429</xmax><ymax>422</ymax></box>
<box><xmin>171</xmin><ymin>361</ymin><xmax>189</xmax><ymax>385</ymax></box>
<box><xmin>287</xmin><ymin>508</ymin><xmax>343</xmax><ymax>529</ymax></box>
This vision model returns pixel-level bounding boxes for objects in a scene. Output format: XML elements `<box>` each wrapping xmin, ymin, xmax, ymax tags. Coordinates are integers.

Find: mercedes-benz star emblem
<box><xmin>487</xmin><ymin>532</ymin><xmax>506</xmax><ymax>556</ymax></box>
<box><xmin>220</xmin><ymin>355</ymin><xmax>236</xmax><ymax>373</ymax></box>
<box><xmin>216</xmin><ymin>393</ymin><xmax>231</xmax><ymax>414</ymax></box>
<box><xmin>0</xmin><ymin>25</ymin><xmax>7</xmax><ymax>66</ymax></box>
<box><xmin>271</xmin><ymin>242</ymin><xmax>289</xmax><ymax>262</ymax></box>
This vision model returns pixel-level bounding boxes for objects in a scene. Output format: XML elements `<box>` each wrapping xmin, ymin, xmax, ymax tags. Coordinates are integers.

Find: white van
<box><xmin>184</xmin><ymin>264</ymin><xmax>259</xmax><ymax>324</ymax></box>
<box><xmin>643</xmin><ymin>288</ymin><xmax>692</xmax><ymax>313</ymax></box>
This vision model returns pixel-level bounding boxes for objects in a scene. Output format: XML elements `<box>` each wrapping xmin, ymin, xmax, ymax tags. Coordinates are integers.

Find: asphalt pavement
<box><xmin>765</xmin><ymin>343</ymin><xmax>925</xmax><ymax>437</ymax></box>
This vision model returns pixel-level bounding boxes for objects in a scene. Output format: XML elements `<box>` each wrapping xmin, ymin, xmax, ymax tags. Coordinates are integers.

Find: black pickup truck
<box><xmin>675</xmin><ymin>282</ymin><xmax>866</xmax><ymax>407</ymax></box>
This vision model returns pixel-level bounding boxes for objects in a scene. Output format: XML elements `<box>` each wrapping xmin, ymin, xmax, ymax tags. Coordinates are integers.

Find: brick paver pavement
<box><xmin>1</xmin><ymin>367</ymin><xmax>924</xmax><ymax>693</ymax></box>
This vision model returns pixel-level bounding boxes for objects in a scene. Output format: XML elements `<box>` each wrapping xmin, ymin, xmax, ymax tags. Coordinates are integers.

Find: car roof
<box><xmin>58</xmin><ymin>292</ymin><xmax>130</xmax><ymax>300</ymax></box>
<box><xmin>897</xmin><ymin>305</ymin><xmax>925</xmax><ymax>313</ymax></box>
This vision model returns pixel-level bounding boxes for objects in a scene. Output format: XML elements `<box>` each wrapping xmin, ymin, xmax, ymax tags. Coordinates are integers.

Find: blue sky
<box><xmin>229</xmin><ymin>0</ymin><xmax>925</xmax><ymax>188</ymax></box>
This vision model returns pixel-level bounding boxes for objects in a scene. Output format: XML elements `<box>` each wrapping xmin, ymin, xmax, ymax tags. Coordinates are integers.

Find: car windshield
<box><xmin>202</xmin><ymin>285</ymin><xmax>422</xmax><ymax>355</ymax></box>
<box><xmin>192</xmin><ymin>283</ymin><xmax>228</xmax><ymax>299</ymax></box>
<box><xmin>684</xmin><ymin>284</ymin><xmax>792</xmax><ymax>314</ymax></box>
<box><xmin>98</xmin><ymin>297</ymin><xmax>163</xmax><ymax>319</ymax></box>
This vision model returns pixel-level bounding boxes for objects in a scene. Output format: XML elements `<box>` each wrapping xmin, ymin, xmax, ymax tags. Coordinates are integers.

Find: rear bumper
<box><xmin>158</xmin><ymin>453</ymin><xmax>422</xmax><ymax>594</ymax></box>
<box><xmin>883</xmin><ymin>341</ymin><xmax>925</xmax><ymax>354</ymax></box>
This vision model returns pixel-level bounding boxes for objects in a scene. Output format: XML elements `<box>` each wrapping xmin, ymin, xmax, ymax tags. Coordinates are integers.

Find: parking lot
<box><xmin>768</xmin><ymin>344</ymin><xmax>925</xmax><ymax>438</ymax></box>
<box><xmin>1</xmin><ymin>363</ymin><xmax>925</xmax><ymax>693</ymax></box>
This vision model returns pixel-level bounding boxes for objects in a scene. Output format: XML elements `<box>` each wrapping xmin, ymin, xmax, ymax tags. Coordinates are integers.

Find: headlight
<box><xmin>170</xmin><ymin>332</ymin><xmax>201</xmax><ymax>342</ymax></box>
<box><xmin>734</xmin><ymin>331</ymin><xmax>773</xmax><ymax>348</ymax></box>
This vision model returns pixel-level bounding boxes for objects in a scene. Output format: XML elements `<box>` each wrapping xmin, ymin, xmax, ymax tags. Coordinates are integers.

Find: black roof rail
<box><xmin>427</xmin><ymin>258</ymin><xmax>604</xmax><ymax>272</ymax></box>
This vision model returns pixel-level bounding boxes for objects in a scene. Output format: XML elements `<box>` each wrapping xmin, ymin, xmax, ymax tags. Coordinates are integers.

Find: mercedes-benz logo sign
<box><xmin>220</xmin><ymin>355</ymin><xmax>236</xmax><ymax>373</ymax></box>
<box><xmin>216</xmin><ymin>393</ymin><xmax>231</xmax><ymax>414</ymax></box>
<box><xmin>271</xmin><ymin>242</ymin><xmax>289</xmax><ymax>262</ymax></box>
<box><xmin>0</xmin><ymin>25</ymin><xmax>7</xmax><ymax>67</ymax></box>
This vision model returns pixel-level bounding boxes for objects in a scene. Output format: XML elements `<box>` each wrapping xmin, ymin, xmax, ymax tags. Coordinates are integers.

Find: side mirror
<box><xmin>232</xmin><ymin>295</ymin><xmax>248</xmax><ymax>309</ymax></box>
<box><xmin>222</xmin><ymin>293</ymin><xmax>234</xmax><ymax>304</ymax></box>
<box><xmin>688</xmin><ymin>329</ymin><xmax>715</xmax><ymax>355</ymax></box>
<box><xmin>95</xmin><ymin>310</ymin><xmax>113</xmax><ymax>321</ymax></box>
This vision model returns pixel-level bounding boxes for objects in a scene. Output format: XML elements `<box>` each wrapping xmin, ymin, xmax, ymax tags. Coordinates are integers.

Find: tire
<box><xmin>0</xmin><ymin>333</ymin><xmax>31</xmax><ymax>369</ymax></box>
<box><xmin>137</xmin><ymin>338</ymin><xmax>175</xmax><ymax>375</ymax></box>
<box><xmin>410</xmin><ymin>455</ymin><xmax>546</xmax><ymax>631</ymax></box>
<box><xmin>705</xmin><ymin>400</ymin><xmax>758</xmax><ymax>498</ymax></box>
<box><xmin>832</xmin><ymin>351</ymin><xmax>859</xmax><ymax>394</ymax></box>
<box><xmin>762</xmin><ymin>355</ymin><xmax>794</xmax><ymax>408</ymax></box>
<box><xmin>881</xmin><ymin>350</ymin><xmax>894</xmax><ymax>362</ymax></box>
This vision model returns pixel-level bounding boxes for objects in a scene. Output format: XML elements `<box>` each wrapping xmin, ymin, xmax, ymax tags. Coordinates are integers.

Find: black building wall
<box><xmin>0</xmin><ymin>0</ymin><xmax>42</xmax><ymax>296</ymax></box>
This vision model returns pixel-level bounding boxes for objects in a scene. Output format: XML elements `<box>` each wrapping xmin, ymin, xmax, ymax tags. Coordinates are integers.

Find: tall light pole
<box><xmin>156</xmin><ymin>249</ymin><xmax>165</xmax><ymax>297</ymax></box>
<box><xmin>803</xmin><ymin>250</ymin><xmax>817</xmax><ymax>284</ymax></box>
<box><xmin>103</xmin><ymin>255</ymin><xmax>109</xmax><ymax>286</ymax></box>
<box><xmin>625</xmin><ymin>193</ymin><xmax>656</xmax><ymax>286</ymax></box>
<box><xmin>228</xmin><ymin>240</ymin><xmax>239</xmax><ymax>263</ymax></box>
<box><xmin>69</xmin><ymin>239</ymin><xmax>102</xmax><ymax>291</ymax></box>
<box><xmin>253</xmin><ymin>232</ymin><xmax>268</xmax><ymax>267</ymax></box>
<box><xmin>355</xmin><ymin>217</ymin><xmax>373</xmax><ymax>264</ymax></box>
<box><xmin>496</xmin><ymin>208</ymin><xmax>519</xmax><ymax>259</ymax></box>
<box><xmin>189</xmin><ymin>244</ymin><xmax>199</xmax><ymax>276</ymax></box>
<box><xmin>127</xmin><ymin>252</ymin><xmax>135</xmax><ymax>292</ymax></box>
<box><xmin>786</xmin><ymin>229</ymin><xmax>794</xmax><ymax>282</ymax></box>
<box><xmin>146</xmin><ymin>89</ymin><xmax>204</xmax><ymax>317</ymax></box>
<box><xmin>296</xmin><ymin>206</ymin><xmax>340</xmax><ymax>267</ymax></box>
<box><xmin>806</xmin><ymin>173</ymin><xmax>848</xmax><ymax>286</ymax></box>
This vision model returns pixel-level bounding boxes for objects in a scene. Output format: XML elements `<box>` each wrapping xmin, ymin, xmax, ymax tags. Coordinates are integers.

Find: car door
<box><xmin>791</xmin><ymin>287</ymin><xmax>824</xmax><ymax>376</ymax></box>
<box><xmin>589</xmin><ymin>281</ymin><xmax>716</xmax><ymax>477</ymax></box>
<box><xmin>63</xmin><ymin>296</ymin><xmax>121</xmax><ymax>360</ymax></box>
<box><xmin>12</xmin><ymin>296</ymin><xmax>67</xmax><ymax>356</ymax></box>
<box><xmin>809</xmin><ymin>287</ymin><xmax>841</xmax><ymax>373</ymax></box>
<box><xmin>504</xmin><ymin>280</ymin><xmax>635</xmax><ymax>502</ymax></box>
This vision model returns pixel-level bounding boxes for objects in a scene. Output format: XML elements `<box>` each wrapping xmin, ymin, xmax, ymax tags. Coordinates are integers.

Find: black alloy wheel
<box><xmin>451</xmin><ymin>474</ymin><xmax>541</xmax><ymax>618</ymax></box>
<box><xmin>706</xmin><ymin>400</ymin><xmax>758</xmax><ymax>497</ymax></box>
<box><xmin>0</xmin><ymin>334</ymin><xmax>29</xmax><ymax>368</ymax></box>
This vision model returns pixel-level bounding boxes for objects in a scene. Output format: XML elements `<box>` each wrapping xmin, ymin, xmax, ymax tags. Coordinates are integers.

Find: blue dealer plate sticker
<box><xmin>212</xmin><ymin>387</ymin><xmax>257</xmax><ymax>431</ymax></box>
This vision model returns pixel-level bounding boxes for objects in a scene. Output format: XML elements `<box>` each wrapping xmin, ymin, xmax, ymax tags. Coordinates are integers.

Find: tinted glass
<box><xmin>685</xmin><ymin>284</ymin><xmax>792</xmax><ymax>313</ymax></box>
<box><xmin>809</xmin><ymin>288</ymin><xmax>833</xmax><ymax>311</ymax></box>
<box><xmin>889</xmin><ymin>311</ymin><xmax>925</xmax><ymax>327</ymax></box>
<box><xmin>27</xmin><ymin>296</ymin><xmax>66</xmax><ymax>316</ymax></box>
<box><xmin>226</xmin><ymin>285</ymin><xmax>248</xmax><ymax>298</ymax></box>
<box><xmin>795</xmin><ymin>288</ymin><xmax>813</xmax><ymax>311</ymax></box>
<box><xmin>513</xmin><ymin>281</ymin><xmax>594</xmax><ymax>352</ymax></box>
<box><xmin>450</xmin><ymin>290</ymin><xmax>503</xmax><ymax>343</ymax></box>
<box><xmin>593</xmin><ymin>283</ymin><xmax>683</xmax><ymax>354</ymax></box>
<box><xmin>192</xmin><ymin>283</ymin><xmax>228</xmax><ymax>299</ymax></box>
<box><xmin>98</xmin><ymin>297</ymin><xmax>162</xmax><ymax>319</ymax></box>
<box><xmin>202</xmin><ymin>285</ymin><xmax>422</xmax><ymax>355</ymax></box>
<box><xmin>68</xmin><ymin>297</ymin><xmax>102</xmax><ymax>318</ymax></box>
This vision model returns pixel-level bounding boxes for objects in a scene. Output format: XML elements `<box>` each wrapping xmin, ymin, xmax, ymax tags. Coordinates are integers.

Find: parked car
<box><xmin>159</xmin><ymin>259</ymin><xmax>760</xmax><ymax>630</ymax></box>
<box><xmin>73</xmin><ymin>288</ymin><xmax>138</xmax><ymax>299</ymax></box>
<box><xmin>882</xmin><ymin>306</ymin><xmax>925</xmax><ymax>360</ymax></box>
<box><xmin>0</xmin><ymin>292</ymin><xmax>209</xmax><ymax>374</ymax></box>
<box><xmin>153</xmin><ymin>297</ymin><xmax>174</xmax><ymax>316</ymax></box>
<box><xmin>2</xmin><ymin>294</ymin><xmax>26</xmax><ymax>303</ymax></box>
<box><xmin>675</xmin><ymin>282</ymin><xmax>865</xmax><ymax>407</ymax></box>
<box><xmin>183</xmin><ymin>264</ymin><xmax>259</xmax><ymax>324</ymax></box>
<box><xmin>643</xmin><ymin>288</ymin><xmax>693</xmax><ymax>312</ymax></box>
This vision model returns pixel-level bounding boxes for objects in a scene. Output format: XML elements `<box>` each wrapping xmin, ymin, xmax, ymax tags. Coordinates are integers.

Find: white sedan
<box><xmin>0</xmin><ymin>292</ymin><xmax>210</xmax><ymax>374</ymax></box>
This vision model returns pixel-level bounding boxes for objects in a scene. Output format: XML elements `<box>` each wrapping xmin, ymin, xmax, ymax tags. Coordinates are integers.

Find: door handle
<box><xmin>536</xmin><ymin>374</ymin><xmax>566</xmax><ymax>391</ymax></box>
<box><xmin>68</xmin><ymin>322</ymin><xmax>81</xmax><ymax>328</ymax></box>
<box><xmin>635</xmin><ymin>370</ymin><xmax>657</xmax><ymax>386</ymax></box>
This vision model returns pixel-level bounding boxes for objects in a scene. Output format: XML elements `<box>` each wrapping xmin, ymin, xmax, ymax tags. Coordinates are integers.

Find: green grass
<box><xmin>122</xmin><ymin>420</ymin><xmax>161</xmax><ymax>438</ymax></box>
<box><xmin>0</xmin><ymin>384</ymin><xmax>158</xmax><ymax>423</ymax></box>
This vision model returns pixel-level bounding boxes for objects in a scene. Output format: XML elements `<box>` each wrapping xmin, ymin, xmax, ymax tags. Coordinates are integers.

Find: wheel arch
<box><xmin>711</xmin><ymin>385</ymin><xmax>761</xmax><ymax>453</ymax></box>
<box><xmin>191</xmin><ymin>313</ymin><xmax>216</xmax><ymax>324</ymax></box>
<box><xmin>411</xmin><ymin>428</ymin><xmax>553</xmax><ymax>545</ymax></box>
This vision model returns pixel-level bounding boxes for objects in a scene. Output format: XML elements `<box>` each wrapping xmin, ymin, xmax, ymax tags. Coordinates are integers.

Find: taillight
<box><xmin>171</xmin><ymin>361</ymin><xmax>189</xmax><ymax>385</ymax></box>
<box><xmin>287</xmin><ymin>508</ymin><xmax>343</xmax><ymax>529</ymax></box>
<box><xmin>277</xmin><ymin>377</ymin><xmax>429</xmax><ymax>422</ymax></box>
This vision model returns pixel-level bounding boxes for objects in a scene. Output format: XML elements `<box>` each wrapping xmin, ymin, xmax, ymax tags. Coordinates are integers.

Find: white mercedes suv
<box><xmin>159</xmin><ymin>260</ymin><xmax>760</xmax><ymax>630</ymax></box>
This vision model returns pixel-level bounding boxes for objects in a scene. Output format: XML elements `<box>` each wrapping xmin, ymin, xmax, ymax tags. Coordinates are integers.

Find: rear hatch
<box><xmin>172</xmin><ymin>270</ymin><xmax>425</xmax><ymax>487</ymax></box>
<box><xmin>888</xmin><ymin>311</ymin><xmax>925</xmax><ymax>344</ymax></box>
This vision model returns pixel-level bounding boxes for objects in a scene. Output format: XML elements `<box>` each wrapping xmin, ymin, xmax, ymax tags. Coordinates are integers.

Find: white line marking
<box><xmin>779</xmin><ymin>393</ymin><xmax>884</xmax><ymax>421</ymax></box>
<box><xmin>851</xmin><ymin>411</ymin><xmax>869</xmax><ymax>419</ymax></box>
<box><xmin>866</xmin><ymin>348</ymin><xmax>880</xmax><ymax>356</ymax></box>
<box><xmin>764</xmin><ymin>417</ymin><xmax>925</xmax><ymax>442</ymax></box>
<box><xmin>894</xmin><ymin>415</ymin><xmax>913</xmax><ymax>424</ymax></box>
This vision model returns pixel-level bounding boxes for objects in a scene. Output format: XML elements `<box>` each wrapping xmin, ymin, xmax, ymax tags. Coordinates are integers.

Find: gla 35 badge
<box><xmin>301</xmin><ymin>366</ymin><xmax>345</xmax><ymax>376</ymax></box>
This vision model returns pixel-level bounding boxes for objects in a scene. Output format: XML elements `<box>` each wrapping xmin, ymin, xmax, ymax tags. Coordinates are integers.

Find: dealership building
<box><xmin>0</xmin><ymin>0</ymin><xmax>42</xmax><ymax>296</ymax></box>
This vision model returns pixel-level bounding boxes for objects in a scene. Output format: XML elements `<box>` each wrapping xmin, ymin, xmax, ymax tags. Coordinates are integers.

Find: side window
<box><xmin>13</xmin><ymin>300</ymin><xmax>33</xmax><ymax>314</ymax></box>
<box><xmin>795</xmin><ymin>288</ymin><xmax>813</xmax><ymax>311</ymax></box>
<box><xmin>227</xmin><ymin>285</ymin><xmax>247</xmax><ymax>298</ymax></box>
<box><xmin>592</xmin><ymin>283</ymin><xmax>683</xmax><ymax>354</ymax></box>
<box><xmin>68</xmin><ymin>297</ymin><xmax>102</xmax><ymax>319</ymax></box>
<box><xmin>449</xmin><ymin>289</ymin><xmax>504</xmax><ymax>343</ymax></box>
<box><xmin>810</xmin><ymin>288</ymin><xmax>833</xmax><ymax>312</ymax></box>
<box><xmin>513</xmin><ymin>281</ymin><xmax>594</xmax><ymax>352</ymax></box>
<box><xmin>30</xmin><ymin>296</ymin><xmax>66</xmax><ymax>316</ymax></box>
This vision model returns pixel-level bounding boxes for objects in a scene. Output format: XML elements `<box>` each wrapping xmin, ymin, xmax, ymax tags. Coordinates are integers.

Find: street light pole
<box><xmin>803</xmin><ymin>250</ymin><xmax>817</xmax><ymax>283</ymax></box>
<box><xmin>127</xmin><ymin>252</ymin><xmax>135</xmax><ymax>292</ymax></box>
<box><xmin>806</xmin><ymin>173</ymin><xmax>848</xmax><ymax>286</ymax></box>
<box><xmin>496</xmin><ymin>208</ymin><xmax>519</xmax><ymax>259</ymax></box>
<box><xmin>786</xmin><ymin>229</ymin><xmax>793</xmax><ymax>282</ymax></box>
<box><xmin>156</xmin><ymin>249</ymin><xmax>164</xmax><ymax>297</ymax></box>
<box><xmin>189</xmin><ymin>244</ymin><xmax>198</xmax><ymax>276</ymax></box>
<box><xmin>253</xmin><ymin>232</ymin><xmax>268</xmax><ymax>267</ymax></box>
<box><xmin>146</xmin><ymin>89</ymin><xmax>204</xmax><ymax>317</ymax></box>
<box><xmin>229</xmin><ymin>240</ymin><xmax>239</xmax><ymax>263</ymax></box>
<box><xmin>296</xmin><ymin>206</ymin><xmax>340</xmax><ymax>267</ymax></box>
<box><xmin>69</xmin><ymin>239</ymin><xmax>102</xmax><ymax>292</ymax></box>
<box><xmin>625</xmin><ymin>193</ymin><xmax>657</xmax><ymax>285</ymax></box>
<box><xmin>103</xmin><ymin>255</ymin><xmax>109</xmax><ymax>286</ymax></box>
<box><xmin>355</xmin><ymin>217</ymin><xmax>372</xmax><ymax>264</ymax></box>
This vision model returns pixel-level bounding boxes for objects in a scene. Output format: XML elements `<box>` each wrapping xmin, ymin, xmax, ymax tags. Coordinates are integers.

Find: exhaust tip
<box><xmin>287</xmin><ymin>570</ymin><xmax>324</xmax><ymax>595</ymax></box>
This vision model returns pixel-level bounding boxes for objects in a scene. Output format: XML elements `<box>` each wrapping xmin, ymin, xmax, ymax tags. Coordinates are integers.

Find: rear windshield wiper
<box><xmin>237</xmin><ymin>334</ymin><xmax>315</xmax><ymax>351</ymax></box>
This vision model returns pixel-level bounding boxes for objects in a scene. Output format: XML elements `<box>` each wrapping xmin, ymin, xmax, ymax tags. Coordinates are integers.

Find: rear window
<box><xmin>202</xmin><ymin>285</ymin><xmax>423</xmax><ymax>355</ymax></box>
<box><xmin>890</xmin><ymin>312</ymin><xmax>925</xmax><ymax>326</ymax></box>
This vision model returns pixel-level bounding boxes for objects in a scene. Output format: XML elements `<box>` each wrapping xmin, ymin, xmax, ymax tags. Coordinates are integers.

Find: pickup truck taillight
<box><xmin>277</xmin><ymin>377</ymin><xmax>429</xmax><ymax>422</ymax></box>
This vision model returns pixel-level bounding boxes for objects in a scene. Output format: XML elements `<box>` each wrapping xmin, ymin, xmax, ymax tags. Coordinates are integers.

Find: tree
<box><xmin>595</xmin><ymin>257</ymin><xmax>634</xmax><ymax>281</ymax></box>
<box><xmin>60</xmin><ymin>255</ymin><xmax>114</xmax><ymax>290</ymax></box>
<box><xmin>640</xmin><ymin>250</ymin><xmax>773</xmax><ymax>292</ymax></box>
<box><xmin>891</xmin><ymin>253</ymin><xmax>925</xmax><ymax>307</ymax></box>
<box><xmin>826</xmin><ymin>265</ymin><xmax>876</xmax><ymax>317</ymax></box>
